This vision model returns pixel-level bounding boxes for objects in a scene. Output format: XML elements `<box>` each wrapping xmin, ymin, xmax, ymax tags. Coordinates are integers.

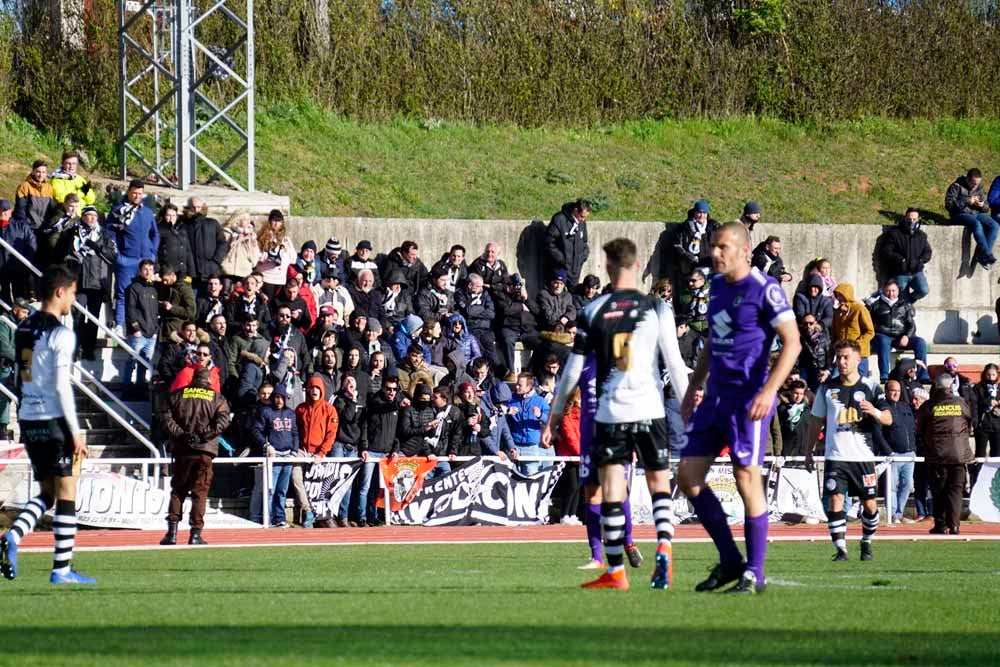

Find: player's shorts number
<box><xmin>612</xmin><ymin>332</ymin><xmax>633</xmax><ymax>371</ymax></box>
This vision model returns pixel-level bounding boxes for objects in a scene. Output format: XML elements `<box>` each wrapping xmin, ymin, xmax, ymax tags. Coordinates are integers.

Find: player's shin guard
<box><xmin>744</xmin><ymin>513</ymin><xmax>768</xmax><ymax>583</ymax></box>
<box><xmin>861</xmin><ymin>509</ymin><xmax>879</xmax><ymax>543</ymax></box>
<box><xmin>7</xmin><ymin>493</ymin><xmax>53</xmax><ymax>545</ymax></box>
<box><xmin>600</xmin><ymin>502</ymin><xmax>627</xmax><ymax>572</ymax></box>
<box><xmin>689</xmin><ymin>488</ymin><xmax>743</xmax><ymax>568</ymax></box>
<box><xmin>827</xmin><ymin>509</ymin><xmax>848</xmax><ymax>552</ymax></box>
<box><xmin>585</xmin><ymin>504</ymin><xmax>603</xmax><ymax>562</ymax></box>
<box><xmin>51</xmin><ymin>499</ymin><xmax>77</xmax><ymax>576</ymax></box>
<box><xmin>651</xmin><ymin>493</ymin><xmax>676</xmax><ymax>549</ymax></box>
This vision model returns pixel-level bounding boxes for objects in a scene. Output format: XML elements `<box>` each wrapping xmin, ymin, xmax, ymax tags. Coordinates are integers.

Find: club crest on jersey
<box><xmin>732</xmin><ymin>296</ymin><xmax>743</xmax><ymax>306</ymax></box>
<box><xmin>862</xmin><ymin>474</ymin><xmax>877</xmax><ymax>488</ymax></box>
<box><xmin>765</xmin><ymin>284</ymin><xmax>787</xmax><ymax>308</ymax></box>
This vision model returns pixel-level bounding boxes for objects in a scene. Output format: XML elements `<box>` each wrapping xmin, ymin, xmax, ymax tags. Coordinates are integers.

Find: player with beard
<box><xmin>543</xmin><ymin>238</ymin><xmax>689</xmax><ymax>591</ymax></box>
<box><xmin>678</xmin><ymin>222</ymin><xmax>800</xmax><ymax>594</ymax></box>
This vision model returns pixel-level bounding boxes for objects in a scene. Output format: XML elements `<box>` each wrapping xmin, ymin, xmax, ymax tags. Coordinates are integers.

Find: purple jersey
<box><xmin>579</xmin><ymin>353</ymin><xmax>598</xmax><ymax>456</ymax></box>
<box><xmin>706</xmin><ymin>267</ymin><xmax>793</xmax><ymax>398</ymax></box>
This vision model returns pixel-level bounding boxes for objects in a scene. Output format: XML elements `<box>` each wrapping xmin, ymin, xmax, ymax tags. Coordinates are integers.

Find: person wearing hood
<box><xmin>380</xmin><ymin>269</ymin><xmax>413</xmax><ymax>329</ymax></box>
<box><xmin>738</xmin><ymin>201</ymin><xmax>768</xmax><ymax>250</ymax></box>
<box><xmin>793</xmin><ymin>274</ymin><xmax>834</xmax><ymax>330</ymax></box>
<box><xmin>37</xmin><ymin>192</ymin><xmax>81</xmax><ymax>270</ymax></box>
<box><xmin>251</xmin><ymin>385</ymin><xmax>300</xmax><ymax>527</ymax></box>
<box><xmin>50</xmin><ymin>151</ymin><xmax>96</xmax><ymax>207</ymax></box>
<box><xmin>830</xmin><ymin>282</ymin><xmax>875</xmax><ymax>377</ymax></box>
<box><xmin>181</xmin><ymin>197</ymin><xmax>228</xmax><ymax>292</ymax></box>
<box><xmin>672</xmin><ymin>199</ymin><xmax>719</xmax><ymax>281</ymax></box>
<box><xmin>545</xmin><ymin>199</ymin><xmax>591</xmax><ymax>287</ymax></box>
<box><xmin>535</xmin><ymin>269</ymin><xmax>576</xmax><ymax>333</ymax></box>
<box><xmin>382</xmin><ymin>240</ymin><xmax>428</xmax><ymax>297</ymax></box>
<box><xmin>867</xmin><ymin>280</ymin><xmax>929</xmax><ymax>384</ymax></box>
<box><xmin>157</xmin><ymin>263</ymin><xmax>198</xmax><ymax>340</ymax></box>
<box><xmin>157</xmin><ymin>203</ymin><xmax>196</xmax><ymax>281</ymax></box>
<box><xmin>14</xmin><ymin>159</ymin><xmax>55</xmax><ymax>230</ymax></box>
<box><xmin>442</xmin><ymin>348</ymin><xmax>475</xmax><ymax>392</ymax></box>
<box><xmin>916</xmin><ymin>373</ymin><xmax>973</xmax><ymax>535</ymax></box>
<box><xmin>293</xmin><ymin>376</ymin><xmax>339</xmax><ymax>528</ymax></box>
<box><xmin>506</xmin><ymin>372</ymin><xmax>551</xmax><ymax>475</ymax></box>
<box><xmin>481</xmin><ymin>380</ymin><xmax>514</xmax><ymax>457</ymax></box>
<box><xmin>339</xmin><ymin>346</ymin><xmax>372</xmax><ymax>401</ymax></box>
<box><xmin>398</xmin><ymin>383</ymin><xmax>441</xmax><ymax>457</ymax></box>
<box><xmin>888</xmin><ymin>357</ymin><xmax>922</xmax><ymax>406</ymax></box>
<box><xmin>0</xmin><ymin>198</ymin><xmax>38</xmax><ymax>302</ymax></box>
<box><xmin>416</xmin><ymin>269</ymin><xmax>454</xmax><ymax>324</ymax></box>
<box><xmin>444</xmin><ymin>313</ymin><xmax>482</xmax><ymax>368</ymax></box>
<box><xmin>330</xmin><ymin>374</ymin><xmax>363</xmax><ymax>525</ymax></box>
<box><xmin>875</xmin><ymin>208</ymin><xmax>932</xmax><ymax>303</ymax></box>
<box><xmin>945</xmin><ymin>168</ymin><xmax>997</xmax><ymax>268</ymax></box>
<box><xmin>57</xmin><ymin>204</ymin><xmax>116</xmax><ymax>360</ymax></box>
<box><xmin>267</xmin><ymin>345</ymin><xmax>306</xmax><ymax>408</ymax></box>
<box><xmin>158</xmin><ymin>367</ymin><xmax>231</xmax><ymax>545</ymax></box>
<box><xmin>390</xmin><ymin>314</ymin><xmax>424</xmax><ymax>363</ymax></box>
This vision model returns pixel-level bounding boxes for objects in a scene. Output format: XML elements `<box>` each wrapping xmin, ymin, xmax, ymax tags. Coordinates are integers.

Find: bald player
<box><xmin>678</xmin><ymin>222</ymin><xmax>801</xmax><ymax>594</ymax></box>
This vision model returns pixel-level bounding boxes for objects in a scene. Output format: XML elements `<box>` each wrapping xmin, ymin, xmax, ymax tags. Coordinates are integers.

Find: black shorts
<box><xmin>20</xmin><ymin>418</ymin><xmax>76</xmax><ymax>481</ymax></box>
<box><xmin>590</xmin><ymin>418</ymin><xmax>670</xmax><ymax>471</ymax></box>
<box><xmin>823</xmin><ymin>460</ymin><xmax>877</xmax><ymax>500</ymax></box>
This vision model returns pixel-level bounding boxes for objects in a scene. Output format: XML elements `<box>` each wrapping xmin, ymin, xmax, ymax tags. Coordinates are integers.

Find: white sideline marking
<box><xmin>769</xmin><ymin>578</ymin><xmax>909</xmax><ymax>591</ymax></box>
<box><xmin>16</xmin><ymin>533</ymin><xmax>1000</xmax><ymax>554</ymax></box>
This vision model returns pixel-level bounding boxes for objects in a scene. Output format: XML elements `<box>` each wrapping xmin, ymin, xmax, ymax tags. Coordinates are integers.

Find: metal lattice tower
<box><xmin>117</xmin><ymin>0</ymin><xmax>255</xmax><ymax>191</ymax></box>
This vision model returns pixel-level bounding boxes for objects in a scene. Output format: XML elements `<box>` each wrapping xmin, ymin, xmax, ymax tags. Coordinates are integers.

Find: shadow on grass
<box><xmin>8</xmin><ymin>624</ymin><xmax>994</xmax><ymax>664</ymax></box>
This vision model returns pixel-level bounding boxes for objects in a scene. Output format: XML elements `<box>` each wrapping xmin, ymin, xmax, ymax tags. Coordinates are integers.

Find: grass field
<box><xmin>5</xmin><ymin>109</ymin><xmax>1000</xmax><ymax>224</ymax></box>
<box><xmin>2</xmin><ymin>541</ymin><xmax>996</xmax><ymax>666</ymax></box>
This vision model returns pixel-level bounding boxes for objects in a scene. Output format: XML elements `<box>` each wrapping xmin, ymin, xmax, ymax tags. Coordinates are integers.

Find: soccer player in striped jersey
<box><xmin>544</xmin><ymin>238</ymin><xmax>689</xmax><ymax>590</ymax></box>
<box><xmin>1</xmin><ymin>264</ymin><xmax>95</xmax><ymax>585</ymax></box>
<box><xmin>678</xmin><ymin>222</ymin><xmax>800</xmax><ymax>594</ymax></box>
<box><xmin>805</xmin><ymin>339</ymin><xmax>891</xmax><ymax>562</ymax></box>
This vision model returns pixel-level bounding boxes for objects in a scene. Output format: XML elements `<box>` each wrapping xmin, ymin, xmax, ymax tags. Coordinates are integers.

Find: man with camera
<box><xmin>158</xmin><ymin>367</ymin><xmax>231</xmax><ymax>546</ymax></box>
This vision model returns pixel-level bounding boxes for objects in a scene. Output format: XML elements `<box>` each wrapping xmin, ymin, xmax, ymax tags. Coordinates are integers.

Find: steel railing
<box><xmin>4</xmin><ymin>454</ymin><xmax>999</xmax><ymax>529</ymax></box>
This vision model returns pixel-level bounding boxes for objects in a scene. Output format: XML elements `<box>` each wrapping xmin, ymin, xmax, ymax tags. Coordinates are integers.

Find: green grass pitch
<box><xmin>1</xmin><ymin>541</ymin><xmax>996</xmax><ymax>666</ymax></box>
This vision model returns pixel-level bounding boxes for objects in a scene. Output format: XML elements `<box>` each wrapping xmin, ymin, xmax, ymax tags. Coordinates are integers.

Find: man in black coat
<box><xmin>867</xmin><ymin>280</ymin><xmax>928</xmax><ymax>384</ymax></box>
<box><xmin>182</xmin><ymin>197</ymin><xmax>228</xmax><ymax>293</ymax></box>
<box><xmin>876</xmin><ymin>208</ymin><xmax>932</xmax><ymax>303</ymax></box>
<box><xmin>468</xmin><ymin>242</ymin><xmax>508</xmax><ymax>300</ymax></box>
<box><xmin>751</xmin><ymin>236</ymin><xmax>793</xmax><ymax>284</ymax></box>
<box><xmin>382</xmin><ymin>240</ymin><xmax>428</xmax><ymax>297</ymax></box>
<box><xmin>157</xmin><ymin>203</ymin><xmax>195</xmax><ymax>281</ymax></box>
<box><xmin>545</xmin><ymin>199</ymin><xmax>590</xmax><ymax>287</ymax></box>
<box><xmin>58</xmin><ymin>206</ymin><xmax>116</xmax><ymax>359</ymax></box>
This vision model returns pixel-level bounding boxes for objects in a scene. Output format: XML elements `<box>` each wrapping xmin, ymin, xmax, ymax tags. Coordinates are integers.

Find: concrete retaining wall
<box><xmin>288</xmin><ymin>216</ymin><xmax>1000</xmax><ymax>346</ymax></box>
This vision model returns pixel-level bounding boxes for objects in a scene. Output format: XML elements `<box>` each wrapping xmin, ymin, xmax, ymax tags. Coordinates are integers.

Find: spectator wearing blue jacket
<box><xmin>988</xmin><ymin>174</ymin><xmax>1000</xmax><ymax>225</ymax></box>
<box><xmin>251</xmin><ymin>385</ymin><xmax>300</xmax><ymax>527</ymax></box>
<box><xmin>390</xmin><ymin>313</ymin><xmax>424</xmax><ymax>363</ymax></box>
<box><xmin>481</xmin><ymin>380</ymin><xmax>514</xmax><ymax>457</ymax></box>
<box><xmin>506</xmin><ymin>373</ymin><xmax>551</xmax><ymax>475</ymax></box>
<box><xmin>0</xmin><ymin>199</ymin><xmax>38</xmax><ymax>302</ymax></box>
<box><xmin>109</xmin><ymin>180</ymin><xmax>159</xmax><ymax>330</ymax></box>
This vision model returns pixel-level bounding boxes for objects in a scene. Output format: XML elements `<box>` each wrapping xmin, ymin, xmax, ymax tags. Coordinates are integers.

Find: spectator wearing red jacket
<box><xmin>170</xmin><ymin>343</ymin><xmax>223</xmax><ymax>393</ymax></box>
<box><xmin>291</xmin><ymin>376</ymin><xmax>339</xmax><ymax>528</ymax></box>
<box><xmin>555</xmin><ymin>388</ymin><xmax>582</xmax><ymax>525</ymax></box>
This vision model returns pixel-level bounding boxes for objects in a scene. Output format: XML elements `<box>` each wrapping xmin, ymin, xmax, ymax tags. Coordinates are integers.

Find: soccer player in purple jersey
<box><xmin>678</xmin><ymin>222</ymin><xmax>800</xmax><ymax>594</ymax></box>
<box><xmin>576</xmin><ymin>354</ymin><xmax>642</xmax><ymax>571</ymax></box>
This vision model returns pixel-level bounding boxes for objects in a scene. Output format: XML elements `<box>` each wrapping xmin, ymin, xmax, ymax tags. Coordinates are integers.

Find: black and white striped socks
<box><xmin>651</xmin><ymin>493</ymin><xmax>675</xmax><ymax>550</ymax></box>
<box><xmin>861</xmin><ymin>509</ymin><xmax>879</xmax><ymax>544</ymax></box>
<box><xmin>51</xmin><ymin>499</ymin><xmax>77</xmax><ymax>575</ymax></box>
<box><xmin>7</xmin><ymin>493</ymin><xmax>53</xmax><ymax>545</ymax></box>
<box><xmin>827</xmin><ymin>509</ymin><xmax>847</xmax><ymax>552</ymax></box>
<box><xmin>600</xmin><ymin>502</ymin><xmax>626</xmax><ymax>573</ymax></box>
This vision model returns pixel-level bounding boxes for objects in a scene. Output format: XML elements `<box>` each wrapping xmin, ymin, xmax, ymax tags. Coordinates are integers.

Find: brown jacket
<box><xmin>917</xmin><ymin>389</ymin><xmax>974</xmax><ymax>464</ymax></box>
<box><xmin>831</xmin><ymin>283</ymin><xmax>875</xmax><ymax>357</ymax></box>
<box><xmin>161</xmin><ymin>377</ymin><xmax>231</xmax><ymax>457</ymax></box>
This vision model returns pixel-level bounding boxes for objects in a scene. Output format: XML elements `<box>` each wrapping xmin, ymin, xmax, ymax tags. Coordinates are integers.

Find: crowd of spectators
<box><xmin>0</xmin><ymin>155</ymin><xmax>997</xmax><ymax>528</ymax></box>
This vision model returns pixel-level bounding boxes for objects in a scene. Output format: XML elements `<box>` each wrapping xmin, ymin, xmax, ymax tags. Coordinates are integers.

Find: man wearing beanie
<box><xmin>296</xmin><ymin>240</ymin><xmax>322</xmax><ymax>285</ymax></box>
<box><xmin>738</xmin><ymin>201</ymin><xmax>769</xmax><ymax>250</ymax></box>
<box><xmin>319</xmin><ymin>237</ymin><xmax>346</xmax><ymax>283</ymax></box>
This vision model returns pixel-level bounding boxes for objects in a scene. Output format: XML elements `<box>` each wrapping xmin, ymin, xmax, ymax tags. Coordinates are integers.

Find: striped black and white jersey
<box><xmin>810</xmin><ymin>376</ymin><xmax>888</xmax><ymax>461</ymax></box>
<box><xmin>554</xmin><ymin>289</ymin><xmax>688</xmax><ymax>424</ymax></box>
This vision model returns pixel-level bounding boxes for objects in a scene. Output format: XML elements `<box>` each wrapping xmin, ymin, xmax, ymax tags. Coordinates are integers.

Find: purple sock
<box><xmin>690</xmin><ymin>488</ymin><xmax>743</xmax><ymax>568</ymax></box>
<box><xmin>744</xmin><ymin>512</ymin><xmax>768</xmax><ymax>583</ymax></box>
<box><xmin>585</xmin><ymin>503</ymin><xmax>602</xmax><ymax>561</ymax></box>
<box><xmin>622</xmin><ymin>496</ymin><xmax>634</xmax><ymax>545</ymax></box>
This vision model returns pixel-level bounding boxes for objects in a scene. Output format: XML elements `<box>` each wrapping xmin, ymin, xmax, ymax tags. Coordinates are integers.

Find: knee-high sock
<box><xmin>689</xmin><ymin>488</ymin><xmax>743</xmax><ymax>568</ymax></box>
<box><xmin>650</xmin><ymin>492</ymin><xmax>675</xmax><ymax>550</ymax></box>
<box><xmin>7</xmin><ymin>493</ymin><xmax>53</xmax><ymax>545</ymax></box>
<box><xmin>622</xmin><ymin>496</ymin><xmax>634</xmax><ymax>545</ymax></box>
<box><xmin>861</xmin><ymin>509</ymin><xmax>879</xmax><ymax>543</ymax></box>
<box><xmin>585</xmin><ymin>503</ymin><xmax>602</xmax><ymax>561</ymax></box>
<box><xmin>744</xmin><ymin>512</ymin><xmax>768</xmax><ymax>582</ymax></box>
<box><xmin>51</xmin><ymin>499</ymin><xmax>77</xmax><ymax>575</ymax></box>
<box><xmin>600</xmin><ymin>502</ymin><xmax>626</xmax><ymax>572</ymax></box>
<box><xmin>827</xmin><ymin>509</ymin><xmax>847</xmax><ymax>551</ymax></box>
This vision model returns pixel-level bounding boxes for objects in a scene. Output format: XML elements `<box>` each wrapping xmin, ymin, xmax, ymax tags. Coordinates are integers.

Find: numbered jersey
<box><xmin>810</xmin><ymin>376</ymin><xmax>888</xmax><ymax>461</ymax></box>
<box><xmin>15</xmin><ymin>311</ymin><xmax>76</xmax><ymax>422</ymax></box>
<box><xmin>573</xmin><ymin>289</ymin><xmax>673</xmax><ymax>424</ymax></box>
